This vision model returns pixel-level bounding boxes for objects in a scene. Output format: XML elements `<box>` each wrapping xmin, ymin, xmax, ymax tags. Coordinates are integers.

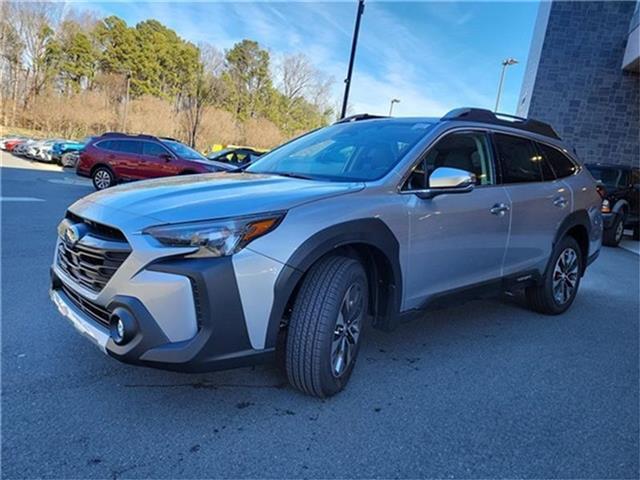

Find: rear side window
<box><xmin>142</xmin><ymin>142</ymin><xmax>169</xmax><ymax>157</ymax></box>
<box><xmin>494</xmin><ymin>133</ymin><xmax>542</xmax><ymax>184</ymax></box>
<box><xmin>112</xmin><ymin>140</ymin><xmax>141</xmax><ymax>154</ymax></box>
<box><xmin>538</xmin><ymin>143</ymin><xmax>577</xmax><ymax>178</ymax></box>
<box><xmin>97</xmin><ymin>139</ymin><xmax>141</xmax><ymax>154</ymax></box>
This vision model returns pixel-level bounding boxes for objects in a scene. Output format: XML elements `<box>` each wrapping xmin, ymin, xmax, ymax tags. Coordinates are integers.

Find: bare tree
<box><xmin>11</xmin><ymin>2</ymin><xmax>64</xmax><ymax>107</ymax></box>
<box><xmin>181</xmin><ymin>43</ymin><xmax>225</xmax><ymax>148</ymax></box>
<box><xmin>280</xmin><ymin>53</ymin><xmax>316</xmax><ymax>102</ymax></box>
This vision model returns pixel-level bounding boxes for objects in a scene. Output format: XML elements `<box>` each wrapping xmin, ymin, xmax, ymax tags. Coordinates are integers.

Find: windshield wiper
<box><xmin>270</xmin><ymin>172</ymin><xmax>316</xmax><ymax>180</ymax></box>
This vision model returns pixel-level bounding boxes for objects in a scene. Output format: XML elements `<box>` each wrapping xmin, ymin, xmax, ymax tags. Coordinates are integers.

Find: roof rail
<box><xmin>100</xmin><ymin>132</ymin><xmax>169</xmax><ymax>141</ymax></box>
<box><xmin>334</xmin><ymin>113</ymin><xmax>388</xmax><ymax>124</ymax></box>
<box><xmin>441</xmin><ymin>107</ymin><xmax>560</xmax><ymax>140</ymax></box>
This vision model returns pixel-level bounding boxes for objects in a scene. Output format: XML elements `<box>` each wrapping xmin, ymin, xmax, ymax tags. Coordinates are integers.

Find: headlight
<box><xmin>143</xmin><ymin>212</ymin><xmax>285</xmax><ymax>257</ymax></box>
<box><xmin>601</xmin><ymin>199</ymin><xmax>611</xmax><ymax>213</ymax></box>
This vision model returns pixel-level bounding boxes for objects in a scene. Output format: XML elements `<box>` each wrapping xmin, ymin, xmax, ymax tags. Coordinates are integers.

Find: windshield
<box><xmin>247</xmin><ymin>120</ymin><xmax>435</xmax><ymax>181</ymax></box>
<box><xmin>587</xmin><ymin>166</ymin><xmax>624</xmax><ymax>187</ymax></box>
<box><xmin>162</xmin><ymin>140</ymin><xmax>206</xmax><ymax>160</ymax></box>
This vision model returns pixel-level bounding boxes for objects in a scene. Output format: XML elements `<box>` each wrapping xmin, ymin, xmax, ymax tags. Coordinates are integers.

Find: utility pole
<box><xmin>494</xmin><ymin>58</ymin><xmax>518</xmax><ymax>112</ymax></box>
<box><xmin>340</xmin><ymin>0</ymin><xmax>365</xmax><ymax>119</ymax></box>
<box><xmin>121</xmin><ymin>71</ymin><xmax>131</xmax><ymax>132</ymax></box>
<box><xmin>388</xmin><ymin>98</ymin><xmax>400</xmax><ymax>116</ymax></box>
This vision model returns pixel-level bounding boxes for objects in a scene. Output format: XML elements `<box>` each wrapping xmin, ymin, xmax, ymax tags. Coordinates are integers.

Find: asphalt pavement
<box><xmin>1</xmin><ymin>151</ymin><xmax>639</xmax><ymax>479</ymax></box>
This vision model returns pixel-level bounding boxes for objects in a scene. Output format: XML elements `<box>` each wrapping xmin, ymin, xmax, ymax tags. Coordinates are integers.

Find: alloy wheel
<box><xmin>331</xmin><ymin>282</ymin><xmax>364</xmax><ymax>377</ymax></box>
<box><xmin>552</xmin><ymin>247</ymin><xmax>579</xmax><ymax>305</ymax></box>
<box><xmin>94</xmin><ymin>170</ymin><xmax>112</xmax><ymax>189</ymax></box>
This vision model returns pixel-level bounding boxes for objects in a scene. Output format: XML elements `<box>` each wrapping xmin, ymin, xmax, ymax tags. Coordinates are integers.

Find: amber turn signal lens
<box><xmin>241</xmin><ymin>218</ymin><xmax>281</xmax><ymax>244</ymax></box>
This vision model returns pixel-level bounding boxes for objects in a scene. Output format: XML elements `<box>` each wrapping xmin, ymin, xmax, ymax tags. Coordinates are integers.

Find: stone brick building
<box><xmin>517</xmin><ymin>1</ymin><xmax>639</xmax><ymax>167</ymax></box>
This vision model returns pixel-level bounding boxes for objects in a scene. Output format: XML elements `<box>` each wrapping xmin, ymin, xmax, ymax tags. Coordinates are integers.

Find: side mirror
<box><xmin>160</xmin><ymin>153</ymin><xmax>172</xmax><ymax>162</ymax></box>
<box><xmin>414</xmin><ymin>167</ymin><xmax>476</xmax><ymax>199</ymax></box>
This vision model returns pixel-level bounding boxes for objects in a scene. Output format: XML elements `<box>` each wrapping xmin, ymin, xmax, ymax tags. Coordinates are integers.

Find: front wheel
<box><xmin>285</xmin><ymin>255</ymin><xmax>368</xmax><ymax>398</ymax></box>
<box><xmin>526</xmin><ymin>236</ymin><xmax>582</xmax><ymax>315</ymax></box>
<box><xmin>92</xmin><ymin>167</ymin><xmax>115</xmax><ymax>190</ymax></box>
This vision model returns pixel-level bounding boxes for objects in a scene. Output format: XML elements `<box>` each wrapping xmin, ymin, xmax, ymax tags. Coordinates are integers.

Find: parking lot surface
<box><xmin>2</xmin><ymin>151</ymin><xmax>639</xmax><ymax>479</ymax></box>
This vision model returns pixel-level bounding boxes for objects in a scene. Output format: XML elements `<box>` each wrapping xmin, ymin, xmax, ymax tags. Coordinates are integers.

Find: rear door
<box><xmin>140</xmin><ymin>141</ymin><xmax>178</xmax><ymax>178</ymax></box>
<box><xmin>494</xmin><ymin>132</ymin><xmax>569</xmax><ymax>276</ymax></box>
<box><xmin>104</xmin><ymin>140</ymin><xmax>143</xmax><ymax>180</ymax></box>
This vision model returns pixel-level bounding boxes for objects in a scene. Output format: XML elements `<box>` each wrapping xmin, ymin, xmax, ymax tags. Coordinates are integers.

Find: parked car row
<box><xmin>0</xmin><ymin>135</ymin><xmax>93</xmax><ymax>167</ymax></box>
<box><xmin>2</xmin><ymin>133</ymin><xmax>269</xmax><ymax>186</ymax></box>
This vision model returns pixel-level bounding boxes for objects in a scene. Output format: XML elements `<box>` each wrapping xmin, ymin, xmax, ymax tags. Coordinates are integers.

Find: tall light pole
<box><xmin>494</xmin><ymin>57</ymin><xmax>518</xmax><ymax>112</ymax></box>
<box><xmin>340</xmin><ymin>0</ymin><xmax>365</xmax><ymax>119</ymax></box>
<box><xmin>388</xmin><ymin>98</ymin><xmax>400</xmax><ymax>116</ymax></box>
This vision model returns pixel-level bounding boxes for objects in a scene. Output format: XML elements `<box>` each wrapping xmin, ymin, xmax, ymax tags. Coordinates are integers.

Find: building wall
<box><xmin>517</xmin><ymin>1</ymin><xmax>639</xmax><ymax>167</ymax></box>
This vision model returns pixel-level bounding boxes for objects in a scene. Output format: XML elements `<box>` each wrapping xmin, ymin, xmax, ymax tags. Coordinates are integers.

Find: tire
<box><xmin>526</xmin><ymin>236</ymin><xmax>583</xmax><ymax>315</ymax></box>
<box><xmin>92</xmin><ymin>166</ymin><xmax>115</xmax><ymax>190</ymax></box>
<box><xmin>285</xmin><ymin>255</ymin><xmax>368</xmax><ymax>398</ymax></box>
<box><xmin>603</xmin><ymin>215</ymin><xmax>624</xmax><ymax>247</ymax></box>
<box><xmin>61</xmin><ymin>152</ymin><xmax>76</xmax><ymax>168</ymax></box>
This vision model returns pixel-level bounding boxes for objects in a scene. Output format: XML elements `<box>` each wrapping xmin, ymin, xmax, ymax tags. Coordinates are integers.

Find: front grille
<box><xmin>57</xmin><ymin>213</ymin><xmax>131</xmax><ymax>293</ymax></box>
<box><xmin>61</xmin><ymin>284</ymin><xmax>111</xmax><ymax>326</ymax></box>
<box><xmin>65</xmin><ymin>211</ymin><xmax>127</xmax><ymax>242</ymax></box>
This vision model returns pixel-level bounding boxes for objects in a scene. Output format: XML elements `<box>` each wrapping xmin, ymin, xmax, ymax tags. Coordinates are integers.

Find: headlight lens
<box><xmin>143</xmin><ymin>212</ymin><xmax>285</xmax><ymax>257</ymax></box>
<box><xmin>601</xmin><ymin>199</ymin><xmax>611</xmax><ymax>213</ymax></box>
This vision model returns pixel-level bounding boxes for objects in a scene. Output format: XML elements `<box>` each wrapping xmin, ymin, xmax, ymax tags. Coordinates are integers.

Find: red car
<box><xmin>2</xmin><ymin>138</ymin><xmax>27</xmax><ymax>152</ymax></box>
<box><xmin>77</xmin><ymin>133</ymin><xmax>233</xmax><ymax>190</ymax></box>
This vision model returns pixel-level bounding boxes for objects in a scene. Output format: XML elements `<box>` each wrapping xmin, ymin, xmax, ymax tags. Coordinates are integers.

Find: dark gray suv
<box><xmin>50</xmin><ymin>108</ymin><xmax>603</xmax><ymax>397</ymax></box>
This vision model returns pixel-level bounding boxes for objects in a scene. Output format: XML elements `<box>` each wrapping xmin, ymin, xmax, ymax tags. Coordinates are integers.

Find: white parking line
<box><xmin>0</xmin><ymin>196</ymin><xmax>45</xmax><ymax>202</ymax></box>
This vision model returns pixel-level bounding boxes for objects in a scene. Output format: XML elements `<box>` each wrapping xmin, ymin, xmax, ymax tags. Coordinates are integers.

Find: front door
<box><xmin>402</xmin><ymin>130</ymin><xmax>511</xmax><ymax>309</ymax></box>
<box><xmin>140</xmin><ymin>141</ymin><xmax>178</xmax><ymax>178</ymax></box>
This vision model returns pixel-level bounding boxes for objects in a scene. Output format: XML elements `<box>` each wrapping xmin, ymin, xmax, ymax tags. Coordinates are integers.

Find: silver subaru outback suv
<box><xmin>50</xmin><ymin>108</ymin><xmax>603</xmax><ymax>397</ymax></box>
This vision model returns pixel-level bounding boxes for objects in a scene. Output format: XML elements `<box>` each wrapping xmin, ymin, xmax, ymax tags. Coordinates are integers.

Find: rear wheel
<box><xmin>92</xmin><ymin>166</ymin><xmax>115</xmax><ymax>190</ymax></box>
<box><xmin>526</xmin><ymin>236</ymin><xmax>582</xmax><ymax>315</ymax></box>
<box><xmin>285</xmin><ymin>255</ymin><xmax>368</xmax><ymax>398</ymax></box>
<box><xmin>603</xmin><ymin>215</ymin><xmax>624</xmax><ymax>247</ymax></box>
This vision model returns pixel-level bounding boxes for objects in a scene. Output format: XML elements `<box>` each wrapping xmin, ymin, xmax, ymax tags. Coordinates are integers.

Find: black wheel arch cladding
<box><xmin>552</xmin><ymin>209</ymin><xmax>591</xmax><ymax>274</ymax></box>
<box><xmin>264</xmin><ymin>217</ymin><xmax>403</xmax><ymax>349</ymax></box>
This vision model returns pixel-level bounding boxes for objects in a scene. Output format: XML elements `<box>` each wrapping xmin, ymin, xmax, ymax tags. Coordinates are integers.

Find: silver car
<box><xmin>50</xmin><ymin>108</ymin><xmax>603</xmax><ymax>397</ymax></box>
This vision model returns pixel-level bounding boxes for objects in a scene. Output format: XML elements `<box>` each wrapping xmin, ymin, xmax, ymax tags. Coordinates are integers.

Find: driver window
<box><xmin>405</xmin><ymin>132</ymin><xmax>495</xmax><ymax>190</ymax></box>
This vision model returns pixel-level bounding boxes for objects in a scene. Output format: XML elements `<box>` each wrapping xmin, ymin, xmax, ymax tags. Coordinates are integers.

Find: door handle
<box><xmin>553</xmin><ymin>196</ymin><xmax>568</xmax><ymax>208</ymax></box>
<box><xmin>490</xmin><ymin>203</ymin><xmax>510</xmax><ymax>216</ymax></box>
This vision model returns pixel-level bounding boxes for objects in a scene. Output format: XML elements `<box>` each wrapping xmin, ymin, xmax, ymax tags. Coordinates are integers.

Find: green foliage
<box><xmin>18</xmin><ymin>11</ymin><xmax>332</xmax><ymax>146</ymax></box>
<box><xmin>221</xmin><ymin>39</ymin><xmax>273</xmax><ymax>121</ymax></box>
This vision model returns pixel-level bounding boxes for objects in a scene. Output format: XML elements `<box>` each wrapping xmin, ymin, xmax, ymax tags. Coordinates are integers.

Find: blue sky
<box><xmin>79</xmin><ymin>1</ymin><xmax>540</xmax><ymax>116</ymax></box>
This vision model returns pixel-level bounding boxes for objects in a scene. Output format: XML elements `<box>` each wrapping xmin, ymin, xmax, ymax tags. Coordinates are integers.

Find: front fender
<box><xmin>262</xmin><ymin>218</ymin><xmax>402</xmax><ymax>348</ymax></box>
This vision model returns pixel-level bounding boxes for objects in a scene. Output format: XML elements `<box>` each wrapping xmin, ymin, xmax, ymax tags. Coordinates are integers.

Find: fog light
<box><xmin>109</xmin><ymin>307</ymin><xmax>136</xmax><ymax>345</ymax></box>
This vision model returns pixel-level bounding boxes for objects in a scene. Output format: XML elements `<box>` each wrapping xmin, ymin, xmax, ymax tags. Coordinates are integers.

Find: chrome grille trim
<box><xmin>56</xmin><ymin>233</ymin><xmax>131</xmax><ymax>293</ymax></box>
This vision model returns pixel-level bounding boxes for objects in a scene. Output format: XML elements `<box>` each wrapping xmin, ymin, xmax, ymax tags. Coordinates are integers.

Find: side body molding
<box><xmin>263</xmin><ymin>218</ymin><xmax>403</xmax><ymax>348</ymax></box>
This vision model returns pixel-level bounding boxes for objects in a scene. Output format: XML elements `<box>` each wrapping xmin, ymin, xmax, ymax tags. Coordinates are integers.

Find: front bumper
<box><xmin>50</xmin><ymin>254</ymin><xmax>275</xmax><ymax>372</ymax></box>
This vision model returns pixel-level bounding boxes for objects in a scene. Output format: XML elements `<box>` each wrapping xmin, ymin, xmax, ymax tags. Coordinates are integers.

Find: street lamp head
<box><xmin>391</xmin><ymin>98</ymin><xmax>400</xmax><ymax>103</ymax></box>
<box><xmin>502</xmin><ymin>58</ymin><xmax>519</xmax><ymax>66</ymax></box>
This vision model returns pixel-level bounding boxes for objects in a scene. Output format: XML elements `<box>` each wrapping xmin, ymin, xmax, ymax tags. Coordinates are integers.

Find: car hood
<box><xmin>76</xmin><ymin>172</ymin><xmax>364</xmax><ymax>223</ymax></box>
